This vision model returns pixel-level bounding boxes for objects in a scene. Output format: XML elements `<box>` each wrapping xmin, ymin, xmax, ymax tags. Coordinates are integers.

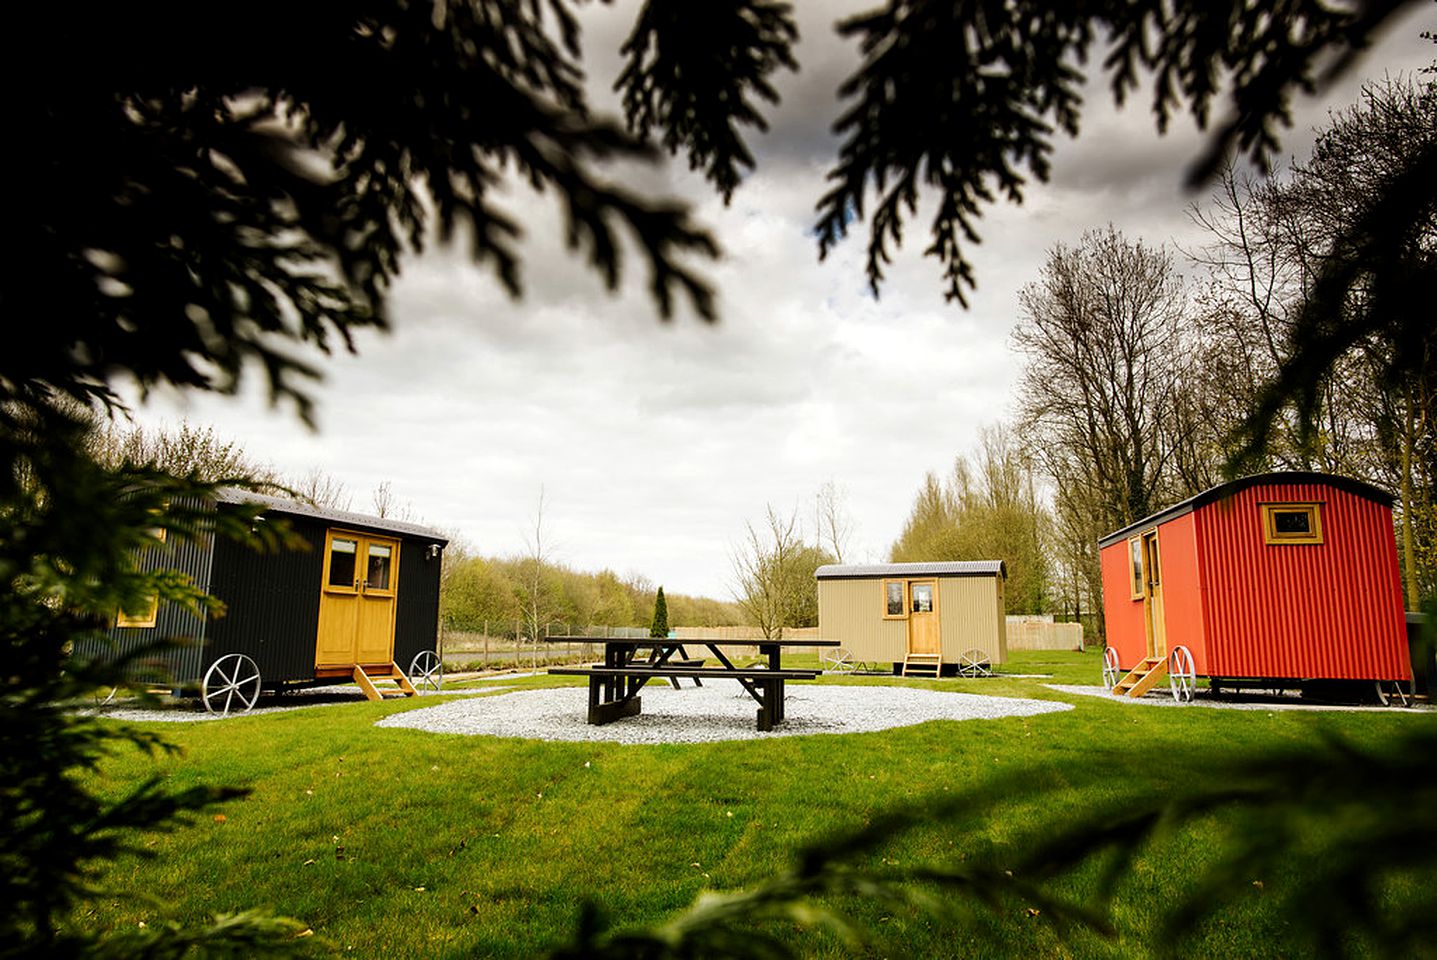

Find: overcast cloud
<box><xmin>119</xmin><ymin>4</ymin><xmax>1436</xmax><ymax>599</ymax></box>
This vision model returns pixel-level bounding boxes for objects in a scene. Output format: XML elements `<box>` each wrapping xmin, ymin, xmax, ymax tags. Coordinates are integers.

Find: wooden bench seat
<box><xmin>549</xmin><ymin>666</ymin><xmax>820</xmax><ymax>681</ymax></box>
<box><xmin>548</xmin><ymin>664</ymin><xmax>820</xmax><ymax>730</ymax></box>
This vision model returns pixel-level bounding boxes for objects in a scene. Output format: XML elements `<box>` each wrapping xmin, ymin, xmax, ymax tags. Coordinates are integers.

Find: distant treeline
<box><xmin>440</xmin><ymin>550</ymin><xmax>743</xmax><ymax>635</ymax></box>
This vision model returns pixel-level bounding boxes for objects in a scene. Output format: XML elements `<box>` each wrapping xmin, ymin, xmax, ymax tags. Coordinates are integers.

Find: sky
<box><xmin>117</xmin><ymin>3</ymin><xmax>1436</xmax><ymax>600</ymax></box>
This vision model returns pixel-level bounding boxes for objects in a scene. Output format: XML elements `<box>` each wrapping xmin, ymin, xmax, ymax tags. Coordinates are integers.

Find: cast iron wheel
<box><xmin>957</xmin><ymin>649</ymin><xmax>992</xmax><ymax>678</ymax></box>
<box><xmin>201</xmin><ymin>654</ymin><xmax>261</xmax><ymax>715</ymax></box>
<box><xmin>1168</xmin><ymin>646</ymin><xmax>1196</xmax><ymax>703</ymax></box>
<box><xmin>1375</xmin><ymin>679</ymin><xmax>1411</xmax><ymax>707</ymax></box>
<box><xmin>408</xmin><ymin>650</ymin><xmax>444</xmax><ymax>692</ymax></box>
<box><xmin>1102</xmin><ymin>647</ymin><xmax>1121</xmax><ymax>690</ymax></box>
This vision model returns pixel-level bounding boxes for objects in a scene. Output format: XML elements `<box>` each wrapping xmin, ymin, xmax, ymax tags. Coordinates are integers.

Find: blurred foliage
<box><xmin>0</xmin><ymin>402</ymin><xmax>311</xmax><ymax>956</ymax></box>
<box><xmin>546</xmin><ymin>722</ymin><xmax>1437</xmax><ymax>959</ymax></box>
<box><xmin>812</xmin><ymin>0</ymin><xmax>1422</xmax><ymax>306</ymax></box>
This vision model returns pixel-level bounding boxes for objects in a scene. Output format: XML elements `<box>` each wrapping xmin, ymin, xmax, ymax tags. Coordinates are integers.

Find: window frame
<box><xmin>1261</xmin><ymin>502</ymin><xmax>1324</xmax><ymax>545</ymax></box>
<box><xmin>910</xmin><ymin>580</ymin><xmax>937</xmax><ymax>615</ymax></box>
<box><xmin>1128</xmin><ymin>536</ymin><xmax>1144</xmax><ymax>600</ymax></box>
<box><xmin>882</xmin><ymin>579</ymin><xmax>909</xmax><ymax>619</ymax></box>
<box><xmin>116</xmin><ymin>594</ymin><xmax>159</xmax><ymax>629</ymax></box>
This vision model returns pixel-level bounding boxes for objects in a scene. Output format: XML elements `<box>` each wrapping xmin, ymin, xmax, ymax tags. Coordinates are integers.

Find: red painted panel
<box><xmin>1099</xmin><ymin>538</ymin><xmax>1147</xmax><ymax>671</ymax></box>
<box><xmin>1154</xmin><ymin>512</ymin><xmax>1210</xmax><ymax>674</ymax></box>
<box><xmin>1194</xmin><ymin>481</ymin><xmax>1408</xmax><ymax>680</ymax></box>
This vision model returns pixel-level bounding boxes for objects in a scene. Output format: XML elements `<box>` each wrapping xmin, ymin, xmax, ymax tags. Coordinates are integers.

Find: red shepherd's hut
<box><xmin>1097</xmin><ymin>472</ymin><xmax>1410</xmax><ymax>701</ymax></box>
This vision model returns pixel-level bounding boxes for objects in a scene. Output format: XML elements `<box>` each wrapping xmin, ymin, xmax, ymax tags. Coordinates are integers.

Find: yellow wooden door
<box><xmin>1142</xmin><ymin>531</ymin><xmax>1167</xmax><ymax>659</ymax></box>
<box><xmin>907</xmin><ymin>581</ymin><xmax>941</xmax><ymax>655</ymax></box>
<box><xmin>355</xmin><ymin>537</ymin><xmax>400</xmax><ymax>665</ymax></box>
<box><xmin>315</xmin><ymin>530</ymin><xmax>400</xmax><ymax>668</ymax></box>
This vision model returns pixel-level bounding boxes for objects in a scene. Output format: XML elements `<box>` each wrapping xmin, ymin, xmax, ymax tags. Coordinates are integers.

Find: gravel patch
<box><xmin>1047</xmin><ymin>684</ymin><xmax>1434</xmax><ymax>713</ymax></box>
<box><xmin>375</xmin><ymin>682</ymin><xmax>1072</xmax><ymax>743</ymax></box>
<box><xmin>77</xmin><ymin>685</ymin><xmax>507</xmax><ymax>723</ymax></box>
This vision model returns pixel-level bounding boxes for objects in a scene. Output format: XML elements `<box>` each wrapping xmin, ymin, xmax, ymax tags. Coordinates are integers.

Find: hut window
<box><xmin>1128</xmin><ymin>537</ymin><xmax>1143</xmax><ymax>600</ymax></box>
<box><xmin>328</xmin><ymin>537</ymin><xmax>358</xmax><ymax>587</ymax></box>
<box><xmin>883</xmin><ymin>580</ymin><xmax>907</xmax><ymax>618</ymax></box>
<box><xmin>1262</xmin><ymin>503</ymin><xmax>1323</xmax><ymax>544</ymax></box>
<box><xmin>116</xmin><ymin>594</ymin><xmax>158</xmax><ymax>629</ymax></box>
<box><xmin>366</xmin><ymin>543</ymin><xmax>393</xmax><ymax>590</ymax></box>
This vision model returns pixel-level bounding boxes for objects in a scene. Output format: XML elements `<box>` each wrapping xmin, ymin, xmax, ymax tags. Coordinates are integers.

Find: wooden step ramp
<box><xmin>353</xmin><ymin>663</ymin><xmax>419</xmax><ymax>702</ymax></box>
<box><xmin>901</xmin><ymin>653</ymin><xmax>942</xmax><ymax>678</ymax></box>
<box><xmin>1111</xmin><ymin>656</ymin><xmax>1168</xmax><ymax>698</ymax></box>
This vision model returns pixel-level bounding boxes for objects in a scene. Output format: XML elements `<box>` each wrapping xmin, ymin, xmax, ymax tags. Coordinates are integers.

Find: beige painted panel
<box><xmin>817</xmin><ymin>579</ymin><xmax>907</xmax><ymax>663</ymax></box>
<box><xmin>938</xmin><ymin>577</ymin><xmax>1007</xmax><ymax>664</ymax></box>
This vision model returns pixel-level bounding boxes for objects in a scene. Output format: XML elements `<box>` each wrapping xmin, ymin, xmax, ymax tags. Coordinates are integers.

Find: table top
<box><xmin>542</xmin><ymin>635</ymin><xmax>840</xmax><ymax>647</ymax></box>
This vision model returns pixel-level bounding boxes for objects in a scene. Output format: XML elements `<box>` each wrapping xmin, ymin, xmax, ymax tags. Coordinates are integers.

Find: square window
<box><xmin>1261</xmin><ymin>503</ymin><xmax>1323</xmax><ymax>545</ymax></box>
<box><xmin>116</xmin><ymin>594</ymin><xmax>158</xmax><ymax>629</ymax></box>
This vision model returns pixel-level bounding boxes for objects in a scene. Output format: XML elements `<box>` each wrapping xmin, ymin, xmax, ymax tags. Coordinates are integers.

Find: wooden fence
<box><xmin>1005</xmin><ymin>617</ymin><xmax>1085</xmax><ymax>652</ymax></box>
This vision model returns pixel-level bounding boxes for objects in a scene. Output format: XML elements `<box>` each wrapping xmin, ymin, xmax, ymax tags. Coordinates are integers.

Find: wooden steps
<box><xmin>901</xmin><ymin>653</ymin><xmax>942</xmax><ymax>678</ymax></box>
<box><xmin>1111</xmin><ymin>656</ymin><xmax>1168</xmax><ymax>698</ymax></box>
<box><xmin>353</xmin><ymin>663</ymin><xmax>419</xmax><ymax>702</ymax></box>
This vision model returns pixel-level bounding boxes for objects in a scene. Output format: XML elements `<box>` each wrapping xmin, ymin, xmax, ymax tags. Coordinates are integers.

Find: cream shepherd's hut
<box><xmin>815</xmin><ymin>562</ymin><xmax>1007</xmax><ymax>677</ymax></box>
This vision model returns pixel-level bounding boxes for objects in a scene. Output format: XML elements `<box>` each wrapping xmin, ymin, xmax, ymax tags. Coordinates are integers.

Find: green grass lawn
<box><xmin>72</xmin><ymin>650</ymin><xmax>1435</xmax><ymax>958</ymax></box>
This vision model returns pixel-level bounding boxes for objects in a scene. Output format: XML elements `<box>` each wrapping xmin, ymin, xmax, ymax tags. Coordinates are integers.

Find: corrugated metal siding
<box><xmin>818</xmin><ymin>575</ymin><xmax>1006</xmax><ymax>664</ymax></box>
<box><xmin>204</xmin><ymin>511</ymin><xmax>326</xmax><ymax>684</ymax></box>
<box><xmin>1158</xmin><ymin>512</ymin><xmax>1210</xmax><ymax>674</ymax></box>
<box><xmin>393</xmin><ymin>536</ymin><xmax>443</xmax><ymax>670</ymax></box>
<box><xmin>816</xmin><ymin>579</ymin><xmax>908</xmax><ymax>662</ymax></box>
<box><xmin>1195</xmin><ymin>481</ymin><xmax>1409</xmax><ymax>680</ymax></box>
<box><xmin>938</xmin><ymin>577</ymin><xmax>1006</xmax><ymax>663</ymax></box>
<box><xmin>100</xmin><ymin>507</ymin><xmax>215</xmax><ymax>684</ymax></box>
<box><xmin>1099</xmin><ymin>540</ymin><xmax>1147</xmax><ymax>670</ymax></box>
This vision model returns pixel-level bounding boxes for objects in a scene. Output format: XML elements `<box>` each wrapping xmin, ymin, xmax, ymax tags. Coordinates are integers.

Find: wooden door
<box><xmin>907</xmin><ymin>580</ymin><xmax>941</xmax><ymax>655</ymax></box>
<box><xmin>315</xmin><ymin>530</ymin><xmax>400</xmax><ymax>669</ymax></box>
<box><xmin>355</xmin><ymin>537</ymin><xmax>400</xmax><ymax>664</ymax></box>
<box><xmin>1142</xmin><ymin>531</ymin><xmax>1167</xmax><ymax>659</ymax></box>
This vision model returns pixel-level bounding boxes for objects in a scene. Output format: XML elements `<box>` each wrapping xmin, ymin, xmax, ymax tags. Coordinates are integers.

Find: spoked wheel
<box><xmin>1101</xmin><ymin>647</ymin><xmax>1121</xmax><ymax>690</ymax></box>
<box><xmin>408</xmin><ymin>650</ymin><xmax>444</xmax><ymax>692</ymax></box>
<box><xmin>1375</xmin><ymin>679</ymin><xmax>1411</xmax><ymax>707</ymax></box>
<box><xmin>201</xmin><ymin>654</ymin><xmax>262</xmax><ymax>715</ymax></box>
<box><xmin>1168</xmin><ymin>646</ymin><xmax>1197</xmax><ymax>703</ymax></box>
<box><xmin>957</xmin><ymin>649</ymin><xmax>992</xmax><ymax>678</ymax></box>
<box><xmin>823</xmin><ymin>648</ymin><xmax>856</xmax><ymax>674</ymax></box>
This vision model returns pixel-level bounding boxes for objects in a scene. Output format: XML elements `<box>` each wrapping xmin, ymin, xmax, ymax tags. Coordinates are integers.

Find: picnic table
<box><xmin>545</xmin><ymin>636</ymin><xmax>838</xmax><ymax>731</ymax></box>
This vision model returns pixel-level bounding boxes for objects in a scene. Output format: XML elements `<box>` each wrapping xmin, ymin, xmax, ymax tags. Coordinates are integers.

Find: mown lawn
<box><xmin>73</xmin><ymin>651</ymin><xmax>1434</xmax><ymax>958</ymax></box>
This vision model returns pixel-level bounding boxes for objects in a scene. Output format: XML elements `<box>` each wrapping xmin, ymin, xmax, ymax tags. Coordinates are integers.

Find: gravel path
<box><xmin>77</xmin><ymin>684</ymin><xmax>510</xmax><ymax>723</ymax></box>
<box><xmin>1047</xmin><ymin>684</ymin><xmax>1434</xmax><ymax>712</ymax></box>
<box><xmin>375</xmin><ymin>682</ymin><xmax>1072</xmax><ymax>743</ymax></box>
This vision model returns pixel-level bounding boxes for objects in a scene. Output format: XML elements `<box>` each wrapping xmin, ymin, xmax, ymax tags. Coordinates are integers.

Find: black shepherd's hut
<box><xmin>104</xmin><ymin>490</ymin><xmax>449</xmax><ymax>713</ymax></box>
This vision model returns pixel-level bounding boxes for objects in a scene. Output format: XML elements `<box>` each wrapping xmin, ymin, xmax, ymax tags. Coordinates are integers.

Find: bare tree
<box><xmin>731</xmin><ymin>505</ymin><xmax>822</xmax><ymax>641</ymax></box>
<box><xmin>370</xmin><ymin>480</ymin><xmax>416</xmax><ymax>521</ymax></box>
<box><xmin>813</xmin><ymin>480</ymin><xmax>853</xmax><ymax>563</ymax></box>
<box><xmin>516</xmin><ymin>486</ymin><xmax>560</xmax><ymax>652</ymax></box>
<box><xmin>1014</xmin><ymin>228</ymin><xmax>1192</xmax><ymax>531</ymax></box>
<box><xmin>291</xmin><ymin>467</ymin><xmax>353</xmax><ymax>511</ymax></box>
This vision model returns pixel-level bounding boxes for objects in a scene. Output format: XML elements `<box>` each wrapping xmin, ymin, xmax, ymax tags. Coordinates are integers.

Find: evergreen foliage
<box><xmin>649</xmin><ymin>586</ymin><xmax>670</xmax><ymax>638</ymax></box>
<box><xmin>3</xmin><ymin>1</ymin><xmax>1430</xmax><ymax>955</ymax></box>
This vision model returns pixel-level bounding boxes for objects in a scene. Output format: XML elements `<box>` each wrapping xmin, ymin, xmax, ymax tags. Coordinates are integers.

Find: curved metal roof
<box><xmin>1097</xmin><ymin>471</ymin><xmax>1393</xmax><ymax>548</ymax></box>
<box><xmin>216</xmin><ymin>488</ymin><xmax>450</xmax><ymax>543</ymax></box>
<box><xmin>815</xmin><ymin>560</ymin><xmax>1006</xmax><ymax>580</ymax></box>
